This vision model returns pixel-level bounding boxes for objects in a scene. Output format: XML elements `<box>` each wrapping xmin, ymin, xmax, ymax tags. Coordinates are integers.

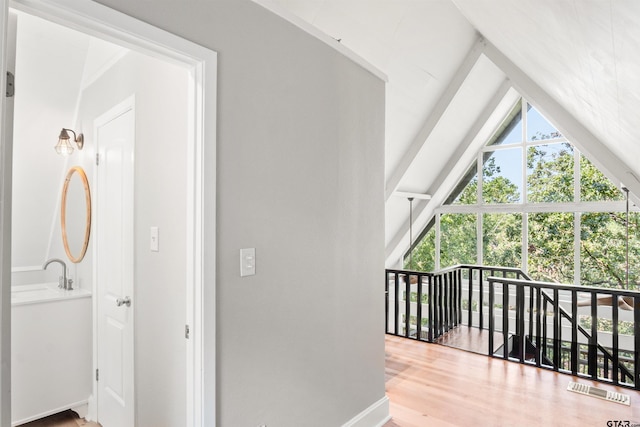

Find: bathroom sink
<box><xmin>11</xmin><ymin>283</ymin><xmax>65</xmax><ymax>305</ymax></box>
<box><xmin>11</xmin><ymin>283</ymin><xmax>91</xmax><ymax>306</ymax></box>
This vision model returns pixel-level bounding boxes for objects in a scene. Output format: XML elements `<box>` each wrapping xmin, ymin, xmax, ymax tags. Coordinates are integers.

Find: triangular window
<box><xmin>406</xmin><ymin>98</ymin><xmax>638</xmax><ymax>289</ymax></box>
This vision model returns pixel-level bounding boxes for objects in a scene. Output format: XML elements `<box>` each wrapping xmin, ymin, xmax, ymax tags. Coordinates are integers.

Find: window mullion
<box><xmin>477</xmin><ymin>212</ymin><xmax>483</xmax><ymax>265</ymax></box>
<box><xmin>522</xmin><ymin>98</ymin><xmax>528</xmax><ymax>274</ymax></box>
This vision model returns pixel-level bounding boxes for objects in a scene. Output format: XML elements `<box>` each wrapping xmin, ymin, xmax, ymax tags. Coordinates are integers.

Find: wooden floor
<box><xmin>384</xmin><ymin>334</ymin><xmax>640</xmax><ymax>427</ymax></box>
<box><xmin>17</xmin><ymin>410</ymin><xmax>100</xmax><ymax>427</ymax></box>
<box><xmin>434</xmin><ymin>326</ymin><xmax>502</xmax><ymax>354</ymax></box>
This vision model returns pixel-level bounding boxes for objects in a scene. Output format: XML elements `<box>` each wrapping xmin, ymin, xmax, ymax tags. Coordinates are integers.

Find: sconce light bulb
<box><xmin>54</xmin><ymin>138</ymin><xmax>74</xmax><ymax>155</ymax></box>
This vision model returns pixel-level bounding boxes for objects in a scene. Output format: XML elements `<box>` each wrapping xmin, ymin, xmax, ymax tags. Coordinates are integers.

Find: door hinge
<box><xmin>185</xmin><ymin>324</ymin><xmax>190</xmax><ymax>339</ymax></box>
<box><xmin>96</xmin><ymin>368</ymin><xmax>99</xmax><ymax>382</ymax></box>
<box><xmin>96</xmin><ymin>153</ymin><xmax>100</xmax><ymax>166</ymax></box>
<box><xmin>6</xmin><ymin>71</ymin><xmax>15</xmax><ymax>98</ymax></box>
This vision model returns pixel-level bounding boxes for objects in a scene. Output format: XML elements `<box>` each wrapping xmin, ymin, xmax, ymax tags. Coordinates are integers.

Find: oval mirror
<box><xmin>61</xmin><ymin>166</ymin><xmax>91</xmax><ymax>263</ymax></box>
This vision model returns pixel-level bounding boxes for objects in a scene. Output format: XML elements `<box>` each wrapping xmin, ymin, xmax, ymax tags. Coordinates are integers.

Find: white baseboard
<box><xmin>11</xmin><ymin>399</ymin><xmax>89</xmax><ymax>426</ymax></box>
<box><xmin>342</xmin><ymin>396</ymin><xmax>391</xmax><ymax>427</ymax></box>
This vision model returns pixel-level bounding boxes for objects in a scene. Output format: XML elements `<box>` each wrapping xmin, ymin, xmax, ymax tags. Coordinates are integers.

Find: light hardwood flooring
<box><xmin>384</xmin><ymin>334</ymin><xmax>640</xmax><ymax>426</ymax></box>
<box><xmin>15</xmin><ymin>336</ymin><xmax>640</xmax><ymax>427</ymax></box>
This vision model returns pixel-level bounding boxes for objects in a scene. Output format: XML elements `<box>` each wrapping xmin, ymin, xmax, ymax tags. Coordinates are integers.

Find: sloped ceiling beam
<box><xmin>385</xmin><ymin>36</ymin><xmax>486</xmax><ymax>201</ymax></box>
<box><xmin>482</xmin><ymin>40</ymin><xmax>640</xmax><ymax>199</ymax></box>
<box><xmin>385</xmin><ymin>77</ymin><xmax>513</xmax><ymax>264</ymax></box>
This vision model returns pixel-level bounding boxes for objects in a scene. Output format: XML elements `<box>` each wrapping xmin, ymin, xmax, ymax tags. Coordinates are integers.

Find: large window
<box><xmin>406</xmin><ymin>98</ymin><xmax>639</xmax><ymax>289</ymax></box>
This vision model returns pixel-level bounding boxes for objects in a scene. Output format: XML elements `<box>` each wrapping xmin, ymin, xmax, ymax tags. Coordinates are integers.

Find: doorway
<box><xmin>0</xmin><ymin>1</ymin><xmax>216</xmax><ymax>425</ymax></box>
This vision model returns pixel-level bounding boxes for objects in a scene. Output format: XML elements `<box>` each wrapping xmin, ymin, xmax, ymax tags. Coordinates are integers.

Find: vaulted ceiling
<box><xmin>269</xmin><ymin>0</ymin><xmax>640</xmax><ymax>267</ymax></box>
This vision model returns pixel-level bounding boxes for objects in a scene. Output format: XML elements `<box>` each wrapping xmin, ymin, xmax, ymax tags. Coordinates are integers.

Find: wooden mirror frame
<box><xmin>61</xmin><ymin>166</ymin><xmax>92</xmax><ymax>263</ymax></box>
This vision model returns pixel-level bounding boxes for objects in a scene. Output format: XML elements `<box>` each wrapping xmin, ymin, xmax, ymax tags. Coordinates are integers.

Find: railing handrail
<box><xmin>487</xmin><ymin>276</ymin><xmax>640</xmax><ymax>298</ymax></box>
<box><xmin>387</xmin><ymin>264</ymin><xmax>532</xmax><ymax>279</ymax></box>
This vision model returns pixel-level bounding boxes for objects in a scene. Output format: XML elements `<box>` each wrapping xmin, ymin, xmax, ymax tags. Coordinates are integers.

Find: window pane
<box><xmin>527</xmin><ymin>143</ymin><xmax>574</xmax><ymax>203</ymax></box>
<box><xmin>528</xmin><ymin>212</ymin><xmax>574</xmax><ymax>283</ymax></box>
<box><xmin>440</xmin><ymin>213</ymin><xmax>477</xmax><ymax>268</ymax></box>
<box><xmin>527</xmin><ymin>104</ymin><xmax>561</xmax><ymax>141</ymax></box>
<box><xmin>580</xmin><ymin>155</ymin><xmax>624</xmax><ymax>202</ymax></box>
<box><xmin>483</xmin><ymin>213</ymin><xmax>522</xmax><ymax>268</ymax></box>
<box><xmin>406</xmin><ymin>226</ymin><xmax>435</xmax><ymax>272</ymax></box>
<box><xmin>482</xmin><ymin>148</ymin><xmax>522</xmax><ymax>204</ymax></box>
<box><xmin>449</xmin><ymin>164</ymin><xmax>477</xmax><ymax>205</ymax></box>
<box><xmin>581</xmin><ymin>212</ymin><xmax>640</xmax><ymax>289</ymax></box>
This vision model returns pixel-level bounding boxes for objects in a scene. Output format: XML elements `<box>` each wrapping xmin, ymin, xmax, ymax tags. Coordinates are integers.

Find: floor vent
<box><xmin>567</xmin><ymin>381</ymin><xmax>630</xmax><ymax>406</ymax></box>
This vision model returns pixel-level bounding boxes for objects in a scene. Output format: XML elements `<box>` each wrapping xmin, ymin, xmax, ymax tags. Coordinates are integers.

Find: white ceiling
<box><xmin>270</xmin><ymin>0</ymin><xmax>640</xmax><ymax>267</ymax></box>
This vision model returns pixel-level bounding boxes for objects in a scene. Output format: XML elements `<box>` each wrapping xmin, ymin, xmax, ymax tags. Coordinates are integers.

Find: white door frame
<box><xmin>0</xmin><ymin>6</ymin><xmax>16</xmax><ymax>427</ymax></box>
<box><xmin>0</xmin><ymin>0</ymin><xmax>216</xmax><ymax>425</ymax></box>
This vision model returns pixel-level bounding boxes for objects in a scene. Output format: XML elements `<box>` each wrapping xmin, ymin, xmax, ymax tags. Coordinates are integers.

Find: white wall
<box><xmin>92</xmin><ymin>0</ymin><xmax>387</xmax><ymax>426</ymax></box>
<box><xmin>75</xmin><ymin>51</ymin><xmax>189</xmax><ymax>426</ymax></box>
<box><xmin>11</xmin><ymin>12</ymin><xmax>87</xmax><ymax>275</ymax></box>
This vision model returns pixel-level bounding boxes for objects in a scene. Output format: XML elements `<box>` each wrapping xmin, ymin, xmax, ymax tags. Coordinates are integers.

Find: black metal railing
<box><xmin>385</xmin><ymin>265</ymin><xmax>529</xmax><ymax>342</ymax></box>
<box><xmin>488</xmin><ymin>276</ymin><xmax>639</xmax><ymax>389</ymax></box>
<box><xmin>385</xmin><ymin>265</ymin><xmax>640</xmax><ymax>390</ymax></box>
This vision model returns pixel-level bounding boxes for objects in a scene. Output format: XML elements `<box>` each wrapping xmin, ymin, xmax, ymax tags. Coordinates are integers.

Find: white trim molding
<box><xmin>342</xmin><ymin>396</ymin><xmax>391</xmax><ymax>427</ymax></box>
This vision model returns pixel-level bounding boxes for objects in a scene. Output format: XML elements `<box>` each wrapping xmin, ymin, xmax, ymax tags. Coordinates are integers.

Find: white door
<box><xmin>95</xmin><ymin>100</ymin><xmax>135</xmax><ymax>427</ymax></box>
<box><xmin>1</xmin><ymin>9</ymin><xmax>16</xmax><ymax>425</ymax></box>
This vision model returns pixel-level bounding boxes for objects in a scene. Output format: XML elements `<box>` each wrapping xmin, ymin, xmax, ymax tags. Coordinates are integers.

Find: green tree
<box><xmin>406</xmin><ymin>141</ymin><xmax>640</xmax><ymax>290</ymax></box>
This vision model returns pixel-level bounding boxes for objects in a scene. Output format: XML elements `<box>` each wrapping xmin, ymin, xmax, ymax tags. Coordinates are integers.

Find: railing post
<box><xmin>612</xmin><ymin>295</ymin><xmax>619</xmax><ymax>384</ymax></box>
<box><xmin>553</xmin><ymin>288</ymin><xmax>560</xmax><ymax>371</ymax></box>
<box><xmin>528</xmin><ymin>287</ymin><xmax>534</xmax><ymax>339</ymax></box>
<box><xmin>457</xmin><ymin>268</ymin><xmax>462</xmax><ymax>326</ymax></box>
<box><xmin>502</xmin><ymin>281</ymin><xmax>509</xmax><ymax>360</ymax></box>
<box><xmin>468</xmin><ymin>268</ymin><xmax>473</xmax><ymax>327</ymax></box>
<box><xmin>479</xmin><ymin>270</ymin><xmax>485</xmax><ymax>330</ymax></box>
<box><xmin>635</xmin><ymin>295</ymin><xmax>640</xmax><ymax>389</ymax></box>
<box><xmin>535</xmin><ymin>288</ymin><xmax>541</xmax><ymax>367</ymax></box>
<box><xmin>416</xmin><ymin>274</ymin><xmax>423</xmax><ymax>341</ymax></box>
<box><xmin>589</xmin><ymin>293</ymin><xmax>598</xmax><ymax>379</ymax></box>
<box><xmin>516</xmin><ymin>284</ymin><xmax>525</xmax><ymax>363</ymax></box>
<box><xmin>570</xmin><ymin>289</ymin><xmax>578</xmax><ymax>375</ymax></box>
<box><xmin>394</xmin><ymin>272</ymin><xmax>400</xmax><ymax>336</ymax></box>
<box><xmin>385</xmin><ymin>271</ymin><xmax>389</xmax><ymax>334</ymax></box>
<box><xmin>405</xmin><ymin>273</ymin><xmax>411</xmax><ymax>338</ymax></box>
<box><xmin>543</xmin><ymin>295</ymin><xmax>548</xmax><ymax>363</ymax></box>
<box><xmin>428</xmin><ymin>275</ymin><xmax>434</xmax><ymax>343</ymax></box>
<box><xmin>444</xmin><ymin>272</ymin><xmax>450</xmax><ymax>332</ymax></box>
<box><xmin>488</xmin><ymin>278</ymin><xmax>494</xmax><ymax>356</ymax></box>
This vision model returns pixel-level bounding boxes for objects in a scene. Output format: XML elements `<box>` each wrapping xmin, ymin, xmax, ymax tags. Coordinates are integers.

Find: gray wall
<box><xmin>93</xmin><ymin>1</ymin><xmax>386</xmax><ymax>426</ymax></box>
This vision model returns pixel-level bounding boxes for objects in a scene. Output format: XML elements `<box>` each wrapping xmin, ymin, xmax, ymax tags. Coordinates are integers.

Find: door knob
<box><xmin>116</xmin><ymin>296</ymin><xmax>131</xmax><ymax>307</ymax></box>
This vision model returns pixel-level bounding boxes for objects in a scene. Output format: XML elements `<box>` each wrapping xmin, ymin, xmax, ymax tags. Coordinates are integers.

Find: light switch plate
<box><xmin>240</xmin><ymin>248</ymin><xmax>256</xmax><ymax>277</ymax></box>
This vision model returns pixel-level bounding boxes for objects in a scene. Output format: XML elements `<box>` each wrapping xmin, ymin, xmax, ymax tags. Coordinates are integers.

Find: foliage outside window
<box><xmin>528</xmin><ymin>212</ymin><xmax>574</xmax><ymax>283</ymax></box>
<box><xmin>483</xmin><ymin>213</ymin><xmax>522</xmax><ymax>268</ymax></box>
<box><xmin>440</xmin><ymin>214</ymin><xmax>476</xmax><ymax>267</ymax></box>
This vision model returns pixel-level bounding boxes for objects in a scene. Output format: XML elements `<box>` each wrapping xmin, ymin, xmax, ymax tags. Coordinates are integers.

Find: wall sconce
<box><xmin>54</xmin><ymin>128</ymin><xmax>84</xmax><ymax>155</ymax></box>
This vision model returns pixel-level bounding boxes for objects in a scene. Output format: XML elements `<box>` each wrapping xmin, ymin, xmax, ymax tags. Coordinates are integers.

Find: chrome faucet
<box><xmin>43</xmin><ymin>258</ymin><xmax>73</xmax><ymax>290</ymax></box>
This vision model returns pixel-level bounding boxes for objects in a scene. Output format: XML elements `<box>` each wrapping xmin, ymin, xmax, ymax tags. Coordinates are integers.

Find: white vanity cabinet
<box><xmin>11</xmin><ymin>287</ymin><xmax>92</xmax><ymax>425</ymax></box>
